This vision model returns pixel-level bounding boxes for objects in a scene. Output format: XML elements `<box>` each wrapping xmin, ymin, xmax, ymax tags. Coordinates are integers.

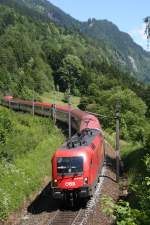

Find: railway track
<box><xmin>45</xmin><ymin>165</ymin><xmax>106</xmax><ymax>225</ymax></box>
<box><xmin>47</xmin><ymin>209</ymin><xmax>82</xmax><ymax>225</ymax></box>
<box><xmin>45</xmin><ymin>142</ymin><xmax>110</xmax><ymax>225</ymax></box>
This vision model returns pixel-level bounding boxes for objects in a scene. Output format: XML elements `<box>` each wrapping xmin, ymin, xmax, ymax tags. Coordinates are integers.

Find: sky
<box><xmin>49</xmin><ymin>0</ymin><xmax>150</xmax><ymax>50</ymax></box>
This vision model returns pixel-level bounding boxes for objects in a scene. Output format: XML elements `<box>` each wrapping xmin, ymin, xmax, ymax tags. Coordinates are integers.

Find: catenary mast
<box><xmin>144</xmin><ymin>17</ymin><xmax>150</xmax><ymax>48</ymax></box>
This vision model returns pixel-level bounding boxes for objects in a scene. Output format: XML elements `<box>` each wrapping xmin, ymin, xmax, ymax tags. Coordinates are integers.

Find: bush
<box><xmin>0</xmin><ymin>109</ymin><xmax>64</xmax><ymax>220</ymax></box>
<box><xmin>144</xmin><ymin>132</ymin><xmax>150</xmax><ymax>152</ymax></box>
<box><xmin>79</xmin><ymin>87</ymin><xmax>148</xmax><ymax>142</ymax></box>
<box><xmin>0</xmin><ymin>108</ymin><xmax>14</xmax><ymax>144</ymax></box>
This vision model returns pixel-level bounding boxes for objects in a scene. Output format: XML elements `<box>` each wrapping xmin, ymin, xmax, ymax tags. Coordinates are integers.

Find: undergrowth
<box><xmin>0</xmin><ymin>107</ymin><xmax>64</xmax><ymax>221</ymax></box>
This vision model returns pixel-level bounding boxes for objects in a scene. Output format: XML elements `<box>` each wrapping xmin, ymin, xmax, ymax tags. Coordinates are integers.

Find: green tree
<box><xmin>56</xmin><ymin>54</ymin><xmax>84</xmax><ymax>93</ymax></box>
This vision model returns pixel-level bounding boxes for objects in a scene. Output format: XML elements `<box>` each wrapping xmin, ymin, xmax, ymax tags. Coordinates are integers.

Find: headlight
<box><xmin>52</xmin><ymin>179</ymin><xmax>58</xmax><ymax>187</ymax></box>
<box><xmin>84</xmin><ymin>177</ymin><xmax>88</xmax><ymax>184</ymax></box>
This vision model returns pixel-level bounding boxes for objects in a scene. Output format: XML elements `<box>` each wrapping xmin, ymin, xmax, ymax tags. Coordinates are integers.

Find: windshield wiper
<box><xmin>57</xmin><ymin>166</ymin><xmax>67</xmax><ymax>169</ymax></box>
<box><xmin>71</xmin><ymin>166</ymin><xmax>78</xmax><ymax>176</ymax></box>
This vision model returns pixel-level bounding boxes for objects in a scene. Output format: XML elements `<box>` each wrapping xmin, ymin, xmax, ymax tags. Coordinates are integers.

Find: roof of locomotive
<box><xmin>53</xmin><ymin>145</ymin><xmax>92</xmax><ymax>159</ymax></box>
<box><xmin>60</xmin><ymin>129</ymin><xmax>100</xmax><ymax>150</ymax></box>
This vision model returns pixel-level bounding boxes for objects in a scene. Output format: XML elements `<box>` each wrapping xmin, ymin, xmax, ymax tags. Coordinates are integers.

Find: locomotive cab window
<box><xmin>57</xmin><ymin>156</ymin><xmax>83</xmax><ymax>176</ymax></box>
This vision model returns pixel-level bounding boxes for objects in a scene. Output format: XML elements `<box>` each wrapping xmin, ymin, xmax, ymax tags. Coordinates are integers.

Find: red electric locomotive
<box><xmin>51</xmin><ymin>110</ymin><xmax>105</xmax><ymax>203</ymax></box>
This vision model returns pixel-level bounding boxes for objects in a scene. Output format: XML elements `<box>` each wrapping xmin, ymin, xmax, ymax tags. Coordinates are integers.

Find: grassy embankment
<box><xmin>41</xmin><ymin>91</ymin><xmax>80</xmax><ymax>107</ymax></box>
<box><xmin>0</xmin><ymin>106</ymin><xmax>64</xmax><ymax>221</ymax></box>
<box><xmin>104</xmin><ymin>130</ymin><xmax>144</xmax><ymax>188</ymax></box>
<box><xmin>120</xmin><ymin>141</ymin><xmax>144</xmax><ymax>185</ymax></box>
<box><xmin>104</xmin><ymin>129</ymin><xmax>144</xmax><ymax>185</ymax></box>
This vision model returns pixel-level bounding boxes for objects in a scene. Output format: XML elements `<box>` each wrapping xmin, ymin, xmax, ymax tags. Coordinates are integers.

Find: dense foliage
<box><xmin>0</xmin><ymin>4</ymin><xmax>111</xmax><ymax>98</ymax></box>
<box><xmin>1</xmin><ymin>0</ymin><xmax>150</xmax><ymax>82</ymax></box>
<box><xmin>0</xmin><ymin>5</ymin><xmax>55</xmax><ymax>98</ymax></box>
<box><xmin>0</xmin><ymin>107</ymin><xmax>64</xmax><ymax>220</ymax></box>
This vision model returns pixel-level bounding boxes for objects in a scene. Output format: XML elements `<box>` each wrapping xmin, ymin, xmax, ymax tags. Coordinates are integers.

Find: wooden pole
<box><xmin>68</xmin><ymin>88</ymin><xmax>71</xmax><ymax>140</ymax></box>
<box><xmin>52</xmin><ymin>89</ymin><xmax>56</xmax><ymax>124</ymax></box>
<box><xmin>32</xmin><ymin>89</ymin><xmax>34</xmax><ymax>116</ymax></box>
<box><xmin>115</xmin><ymin>98</ymin><xmax>120</xmax><ymax>182</ymax></box>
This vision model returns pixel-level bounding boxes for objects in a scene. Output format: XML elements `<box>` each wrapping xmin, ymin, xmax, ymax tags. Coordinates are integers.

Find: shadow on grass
<box><xmin>122</xmin><ymin>146</ymin><xmax>146</xmax><ymax>176</ymax></box>
<box><xmin>121</xmin><ymin>146</ymin><xmax>148</xmax><ymax>208</ymax></box>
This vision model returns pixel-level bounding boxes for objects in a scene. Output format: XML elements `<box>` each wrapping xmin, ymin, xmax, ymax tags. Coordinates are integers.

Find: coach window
<box><xmin>90</xmin><ymin>159</ymin><xmax>93</xmax><ymax>167</ymax></box>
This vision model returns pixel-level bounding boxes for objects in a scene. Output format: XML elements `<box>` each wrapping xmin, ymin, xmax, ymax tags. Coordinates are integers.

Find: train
<box><xmin>1</xmin><ymin>96</ymin><xmax>105</xmax><ymax>205</ymax></box>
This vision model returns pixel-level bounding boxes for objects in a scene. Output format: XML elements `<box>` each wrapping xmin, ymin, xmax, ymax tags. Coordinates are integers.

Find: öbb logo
<box><xmin>65</xmin><ymin>182</ymin><xmax>75</xmax><ymax>187</ymax></box>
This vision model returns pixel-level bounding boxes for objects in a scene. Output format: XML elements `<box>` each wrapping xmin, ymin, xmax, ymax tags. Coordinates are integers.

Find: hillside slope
<box><xmin>0</xmin><ymin>106</ymin><xmax>64</xmax><ymax>220</ymax></box>
<box><xmin>0</xmin><ymin>0</ymin><xmax>80</xmax><ymax>28</ymax></box>
<box><xmin>1</xmin><ymin>0</ymin><xmax>150</xmax><ymax>82</ymax></box>
<box><xmin>81</xmin><ymin>19</ymin><xmax>150</xmax><ymax>82</ymax></box>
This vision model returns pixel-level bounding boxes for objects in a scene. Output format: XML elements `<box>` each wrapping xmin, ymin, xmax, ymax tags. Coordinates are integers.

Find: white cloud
<box><xmin>129</xmin><ymin>23</ymin><xmax>150</xmax><ymax>51</ymax></box>
<box><xmin>129</xmin><ymin>23</ymin><xmax>146</xmax><ymax>40</ymax></box>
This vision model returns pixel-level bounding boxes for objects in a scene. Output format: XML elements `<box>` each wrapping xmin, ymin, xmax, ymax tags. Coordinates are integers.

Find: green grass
<box><xmin>120</xmin><ymin>141</ymin><xmax>144</xmax><ymax>185</ymax></box>
<box><xmin>0</xmin><ymin>108</ymin><xmax>64</xmax><ymax>221</ymax></box>
<box><xmin>104</xmin><ymin>130</ymin><xmax>145</xmax><ymax>186</ymax></box>
<box><xmin>104</xmin><ymin>131</ymin><xmax>116</xmax><ymax>148</ymax></box>
<box><xmin>103</xmin><ymin>132</ymin><xmax>142</xmax><ymax>185</ymax></box>
<box><xmin>41</xmin><ymin>91</ymin><xmax>80</xmax><ymax>108</ymax></box>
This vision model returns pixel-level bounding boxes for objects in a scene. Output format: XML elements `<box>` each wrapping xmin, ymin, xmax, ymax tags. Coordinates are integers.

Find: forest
<box><xmin>0</xmin><ymin>2</ymin><xmax>150</xmax><ymax>224</ymax></box>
